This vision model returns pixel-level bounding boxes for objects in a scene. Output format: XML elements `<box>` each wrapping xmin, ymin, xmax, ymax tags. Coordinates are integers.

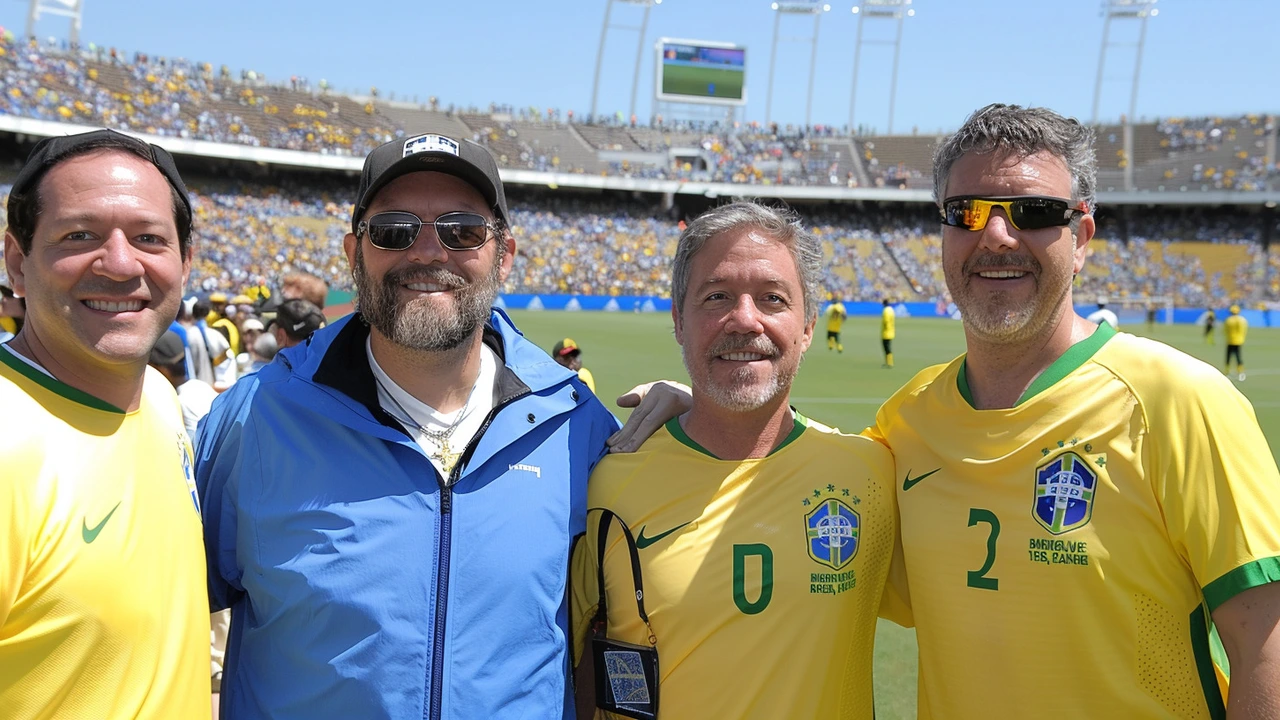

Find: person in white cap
<box><xmin>1085</xmin><ymin>295</ymin><xmax>1119</xmax><ymax>328</ymax></box>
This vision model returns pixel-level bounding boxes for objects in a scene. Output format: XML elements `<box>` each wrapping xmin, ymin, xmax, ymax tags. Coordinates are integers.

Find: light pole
<box><xmin>591</xmin><ymin>0</ymin><xmax>663</xmax><ymax>122</ymax></box>
<box><xmin>1091</xmin><ymin>0</ymin><xmax>1158</xmax><ymax>125</ymax></box>
<box><xmin>765</xmin><ymin>1</ymin><xmax>831</xmax><ymax>127</ymax></box>
<box><xmin>26</xmin><ymin>0</ymin><xmax>83</xmax><ymax>46</ymax></box>
<box><xmin>848</xmin><ymin>0</ymin><xmax>913</xmax><ymax>135</ymax></box>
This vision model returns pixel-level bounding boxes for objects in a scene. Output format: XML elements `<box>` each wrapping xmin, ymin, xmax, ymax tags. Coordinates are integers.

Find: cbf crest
<box><xmin>805</xmin><ymin>498</ymin><xmax>859</xmax><ymax>569</ymax></box>
<box><xmin>1033</xmin><ymin>451</ymin><xmax>1097</xmax><ymax>535</ymax></box>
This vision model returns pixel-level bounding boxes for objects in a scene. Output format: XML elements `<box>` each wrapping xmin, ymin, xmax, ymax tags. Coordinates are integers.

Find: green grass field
<box><xmin>507</xmin><ymin>310</ymin><xmax>1280</xmax><ymax>719</ymax></box>
<box><xmin>661</xmin><ymin>63</ymin><xmax>745</xmax><ymax>100</ymax></box>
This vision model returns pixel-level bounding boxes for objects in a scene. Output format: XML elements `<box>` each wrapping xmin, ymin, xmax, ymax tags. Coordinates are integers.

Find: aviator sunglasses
<box><xmin>941</xmin><ymin>195</ymin><xmax>1089</xmax><ymax>232</ymax></box>
<box><xmin>358</xmin><ymin>211</ymin><xmax>496</xmax><ymax>251</ymax></box>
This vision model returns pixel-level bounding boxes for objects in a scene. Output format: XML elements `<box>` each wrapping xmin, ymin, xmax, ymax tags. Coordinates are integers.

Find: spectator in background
<box><xmin>281</xmin><ymin>270</ymin><xmax>329</xmax><ymax>309</ymax></box>
<box><xmin>270</xmin><ymin>297</ymin><xmax>325</xmax><ymax>348</ymax></box>
<box><xmin>148</xmin><ymin>329</ymin><xmax>217</xmax><ymax>446</ymax></box>
<box><xmin>0</xmin><ymin>129</ymin><xmax>209</xmax><ymax>717</ymax></box>
<box><xmin>551</xmin><ymin>337</ymin><xmax>596</xmax><ymax>392</ymax></box>
<box><xmin>248</xmin><ymin>332</ymin><xmax>278</xmax><ymax>372</ymax></box>
<box><xmin>1085</xmin><ymin>296</ymin><xmax>1119</xmax><ymax>329</ymax></box>
<box><xmin>188</xmin><ymin>296</ymin><xmax>229</xmax><ymax>385</ymax></box>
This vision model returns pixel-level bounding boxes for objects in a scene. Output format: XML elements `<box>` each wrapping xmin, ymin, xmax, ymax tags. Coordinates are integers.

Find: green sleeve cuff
<box><xmin>1203</xmin><ymin>556</ymin><xmax>1280</xmax><ymax>613</ymax></box>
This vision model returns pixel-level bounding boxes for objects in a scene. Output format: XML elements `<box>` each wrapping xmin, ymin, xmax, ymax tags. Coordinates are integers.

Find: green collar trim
<box><xmin>957</xmin><ymin>322</ymin><xmax>1117</xmax><ymax>409</ymax></box>
<box><xmin>665</xmin><ymin>409</ymin><xmax>809</xmax><ymax>460</ymax></box>
<box><xmin>0</xmin><ymin>344</ymin><xmax>125</xmax><ymax>414</ymax></box>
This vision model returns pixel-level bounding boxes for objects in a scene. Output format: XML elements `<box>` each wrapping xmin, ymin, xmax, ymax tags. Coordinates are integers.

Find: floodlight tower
<box><xmin>591</xmin><ymin>0</ymin><xmax>662</xmax><ymax>122</ymax></box>
<box><xmin>848</xmin><ymin>0</ymin><xmax>913</xmax><ymax>135</ymax></box>
<box><xmin>1091</xmin><ymin>0</ymin><xmax>1158</xmax><ymax>125</ymax></box>
<box><xmin>26</xmin><ymin>0</ymin><xmax>82</xmax><ymax>46</ymax></box>
<box><xmin>764</xmin><ymin>2</ymin><xmax>832</xmax><ymax>127</ymax></box>
<box><xmin>1092</xmin><ymin>0</ymin><xmax>1158</xmax><ymax>192</ymax></box>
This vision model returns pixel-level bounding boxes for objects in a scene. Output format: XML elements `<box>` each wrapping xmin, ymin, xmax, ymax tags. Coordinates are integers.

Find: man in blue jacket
<box><xmin>196</xmin><ymin>134</ymin><xmax>620</xmax><ymax>719</ymax></box>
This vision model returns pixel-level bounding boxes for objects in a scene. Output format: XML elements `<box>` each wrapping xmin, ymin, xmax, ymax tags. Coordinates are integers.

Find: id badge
<box><xmin>592</xmin><ymin>635</ymin><xmax>659</xmax><ymax>720</ymax></box>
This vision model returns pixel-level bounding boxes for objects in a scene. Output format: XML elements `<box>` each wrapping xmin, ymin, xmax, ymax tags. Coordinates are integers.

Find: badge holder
<box><xmin>589</xmin><ymin>509</ymin><xmax>660</xmax><ymax>720</ymax></box>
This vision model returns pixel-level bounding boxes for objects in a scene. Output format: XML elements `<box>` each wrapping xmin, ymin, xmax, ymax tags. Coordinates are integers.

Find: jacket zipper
<box><xmin>426</xmin><ymin>389</ymin><xmax>530</xmax><ymax>720</ymax></box>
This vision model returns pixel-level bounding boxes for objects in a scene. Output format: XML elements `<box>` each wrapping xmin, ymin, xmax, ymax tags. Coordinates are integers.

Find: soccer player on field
<box><xmin>866</xmin><ymin>104</ymin><xmax>1280</xmax><ymax>718</ymax></box>
<box><xmin>825</xmin><ymin>296</ymin><xmax>847</xmax><ymax>352</ymax></box>
<box><xmin>1223</xmin><ymin>304</ymin><xmax>1248</xmax><ymax>380</ymax></box>
<box><xmin>0</xmin><ymin>130</ymin><xmax>210</xmax><ymax>718</ymax></box>
<box><xmin>572</xmin><ymin>202</ymin><xmax>907</xmax><ymax>720</ymax></box>
<box><xmin>880</xmin><ymin>298</ymin><xmax>896</xmax><ymax>367</ymax></box>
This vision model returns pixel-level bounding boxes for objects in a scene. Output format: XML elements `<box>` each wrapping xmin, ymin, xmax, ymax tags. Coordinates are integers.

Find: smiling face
<box><xmin>941</xmin><ymin>150</ymin><xmax>1093</xmax><ymax>345</ymax></box>
<box><xmin>3</xmin><ymin>149</ymin><xmax>190</xmax><ymax>373</ymax></box>
<box><xmin>344</xmin><ymin>171</ymin><xmax>516</xmax><ymax>352</ymax></box>
<box><xmin>673</xmin><ymin>226</ymin><xmax>814</xmax><ymax>413</ymax></box>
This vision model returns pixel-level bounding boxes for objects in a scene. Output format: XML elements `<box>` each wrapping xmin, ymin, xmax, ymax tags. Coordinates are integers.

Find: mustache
<box><xmin>383</xmin><ymin>266</ymin><xmax>467</xmax><ymax>289</ymax></box>
<box><xmin>963</xmin><ymin>253</ymin><xmax>1040</xmax><ymax>275</ymax></box>
<box><xmin>707</xmin><ymin>335</ymin><xmax>780</xmax><ymax>358</ymax></box>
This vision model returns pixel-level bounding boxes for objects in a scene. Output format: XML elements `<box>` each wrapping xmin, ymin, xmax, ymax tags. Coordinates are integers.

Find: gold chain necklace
<box><xmin>375</xmin><ymin>375</ymin><xmax>477</xmax><ymax>477</ymax></box>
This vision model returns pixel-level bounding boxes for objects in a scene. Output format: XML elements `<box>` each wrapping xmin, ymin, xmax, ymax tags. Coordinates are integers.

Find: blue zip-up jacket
<box><xmin>195</xmin><ymin>309</ymin><xmax>619</xmax><ymax>720</ymax></box>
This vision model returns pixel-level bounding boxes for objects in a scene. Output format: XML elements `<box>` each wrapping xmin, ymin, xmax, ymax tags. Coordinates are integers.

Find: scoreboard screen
<box><xmin>656</xmin><ymin>39</ymin><xmax>746</xmax><ymax>105</ymax></box>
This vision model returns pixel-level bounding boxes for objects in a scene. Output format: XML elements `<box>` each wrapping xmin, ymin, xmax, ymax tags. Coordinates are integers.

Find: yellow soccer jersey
<box><xmin>572</xmin><ymin>413</ymin><xmax>905</xmax><ymax>720</ymax></box>
<box><xmin>865</xmin><ymin>323</ymin><xmax>1280</xmax><ymax>720</ymax></box>
<box><xmin>826</xmin><ymin>302</ymin><xmax>847</xmax><ymax>333</ymax></box>
<box><xmin>1224</xmin><ymin>315</ymin><xmax>1247</xmax><ymax>346</ymax></box>
<box><xmin>880</xmin><ymin>306</ymin><xmax>895</xmax><ymax>340</ymax></box>
<box><xmin>0</xmin><ymin>346</ymin><xmax>210</xmax><ymax>719</ymax></box>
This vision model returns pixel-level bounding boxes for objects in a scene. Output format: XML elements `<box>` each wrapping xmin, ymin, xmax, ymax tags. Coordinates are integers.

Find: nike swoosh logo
<box><xmin>902</xmin><ymin>468</ymin><xmax>941</xmax><ymax>492</ymax></box>
<box><xmin>635</xmin><ymin>521</ymin><xmax>693</xmax><ymax>549</ymax></box>
<box><xmin>83</xmin><ymin>502</ymin><xmax>121</xmax><ymax>544</ymax></box>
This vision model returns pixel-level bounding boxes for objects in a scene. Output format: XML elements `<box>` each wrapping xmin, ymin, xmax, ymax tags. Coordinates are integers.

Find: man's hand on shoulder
<box><xmin>608</xmin><ymin>381</ymin><xmax>692</xmax><ymax>453</ymax></box>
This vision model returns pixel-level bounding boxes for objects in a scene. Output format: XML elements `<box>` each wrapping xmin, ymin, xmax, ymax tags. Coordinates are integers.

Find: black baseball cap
<box><xmin>351</xmin><ymin>133</ymin><xmax>509</xmax><ymax>233</ymax></box>
<box><xmin>10</xmin><ymin>129</ymin><xmax>192</xmax><ymax>218</ymax></box>
<box><xmin>149</xmin><ymin>330</ymin><xmax>187</xmax><ymax>366</ymax></box>
<box><xmin>271</xmin><ymin>298</ymin><xmax>326</xmax><ymax>341</ymax></box>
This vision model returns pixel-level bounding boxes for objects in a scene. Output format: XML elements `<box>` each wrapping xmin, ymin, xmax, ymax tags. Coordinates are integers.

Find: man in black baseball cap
<box><xmin>196</xmin><ymin>132</ymin><xmax>658</xmax><ymax>719</ymax></box>
<box><xmin>1</xmin><ymin>128</ymin><xmax>209</xmax><ymax>716</ymax></box>
<box><xmin>269</xmin><ymin>297</ymin><xmax>326</xmax><ymax>348</ymax></box>
<box><xmin>352</xmin><ymin>133</ymin><xmax>509</xmax><ymax>231</ymax></box>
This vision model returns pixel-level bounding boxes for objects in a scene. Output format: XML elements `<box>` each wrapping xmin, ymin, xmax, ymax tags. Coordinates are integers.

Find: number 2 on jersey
<box><xmin>966</xmin><ymin>508</ymin><xmax>1000</xmax><ymax>591</ymax></box>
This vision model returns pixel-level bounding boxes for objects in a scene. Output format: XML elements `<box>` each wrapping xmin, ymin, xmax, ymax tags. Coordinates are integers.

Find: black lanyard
<box><xmin>589</xmin><ymin>509</ymin><xmax>660</xmax><ymax>720</ymax></box>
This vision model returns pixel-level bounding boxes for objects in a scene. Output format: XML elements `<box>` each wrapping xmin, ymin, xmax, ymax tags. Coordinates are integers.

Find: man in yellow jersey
<box><xmin>572</xmin><ymin>201</ymin><xmax>905</xmax><ymax>720</ymax></box>
<box><xmin>880</xmin><ymin>298</ymin><xmax>895</xmax><ymax>368</ymax></box>
<box><xmin>553</xmin><ymin>336</ymin><xmax>597</xmax><ymax>392</ymax></box>
<box><xmin>866</xmin><ymin>104</ymin><xmax>1280</xmax><ymax>719</ymax></box>
<box><xmin>825</xmin><ymin>296</ymin><xmax>846</xmax><ymax>352</ymax></box>
<box><xmin>1224</xmin><ymin>304</ymin><xmax>1247</xmax><ymax>380</ymax></box>
<box><xmin>0</xmin><ymin>129</ymin><xmax>210</xmax><ymax>718</ymax></box>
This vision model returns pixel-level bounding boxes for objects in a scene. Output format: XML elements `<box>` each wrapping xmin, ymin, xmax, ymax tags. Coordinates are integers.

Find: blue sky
<box><xmin>2</xmin><ymin>0</ymin><xmax>1275</xmax><ymax>133</ymax></box>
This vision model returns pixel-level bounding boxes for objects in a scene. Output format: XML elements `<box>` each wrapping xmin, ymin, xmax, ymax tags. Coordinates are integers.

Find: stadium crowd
<box><xmin>1</xmin><ymin>170</ymin><xmax>1275</xmax><ymax>310</ymax></box>
<box><xmin>2</xmin><ymin>35</ymin><xmax>1275</xmax><ymax>190</ymax></box>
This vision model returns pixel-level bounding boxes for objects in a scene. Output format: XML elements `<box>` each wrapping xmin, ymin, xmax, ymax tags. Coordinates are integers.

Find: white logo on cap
<box><xmin>403</xmin><ymin>134</ymin><xmax>460</xmax><ymax>158</ymax></box>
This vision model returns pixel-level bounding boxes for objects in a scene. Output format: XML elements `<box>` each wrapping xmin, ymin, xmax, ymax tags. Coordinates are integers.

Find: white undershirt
<box><xmin>366</xmin><ymin>337</ymin><xmax>498</xmax><ymax>478</ymax></box>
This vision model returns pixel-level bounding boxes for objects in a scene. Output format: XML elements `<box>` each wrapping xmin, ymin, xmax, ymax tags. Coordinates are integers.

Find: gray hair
<box><xmin>933</xmin><ymin>104</ymin><xmax>1097</xmax><ymax>216</ymax></box>
<box><xmin>671</xmin><ymin>201</ymin><xmax>823</xmax><ymax>324</ymax></box>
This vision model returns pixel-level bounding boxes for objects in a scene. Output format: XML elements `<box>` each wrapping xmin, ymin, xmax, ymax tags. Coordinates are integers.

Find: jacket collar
<box><xmin>308</xmin><ymin>312</ymin><xmax>534</xmax><ymax>436</ymax></box>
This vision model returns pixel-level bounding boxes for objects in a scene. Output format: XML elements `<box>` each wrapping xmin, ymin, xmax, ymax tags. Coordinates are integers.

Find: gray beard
<box><xmin>354</xmin><ymin>245</ymin><xmax>503</xmax><ymax>351</ymax></box>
